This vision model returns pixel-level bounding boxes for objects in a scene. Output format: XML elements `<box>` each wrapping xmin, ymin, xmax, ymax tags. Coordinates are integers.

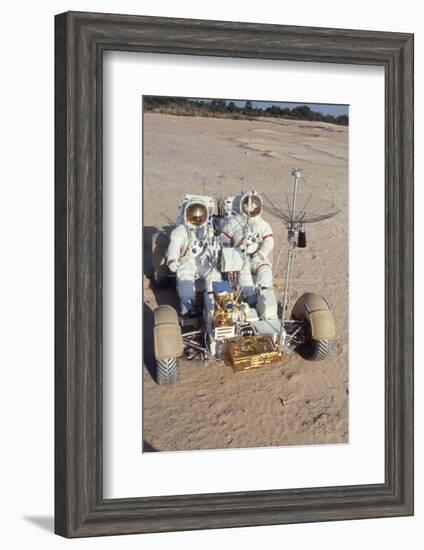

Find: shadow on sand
<box><xmin>142</xmin><ymin>440</ymin><xmax>159</xmax><ymax>452</ymax></box>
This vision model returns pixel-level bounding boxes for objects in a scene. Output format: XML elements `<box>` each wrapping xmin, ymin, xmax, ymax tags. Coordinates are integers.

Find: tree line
<box><xmin>144</xmin><ymin>96</ymin><xmax>348</xmax><ymax>126</ymax></box>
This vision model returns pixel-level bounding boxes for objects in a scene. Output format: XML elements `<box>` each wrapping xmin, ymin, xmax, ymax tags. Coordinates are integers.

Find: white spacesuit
<box><xmin>221</xmin><ymin>191</ymin><xmax>274</xmax><ymax>302</ymax></box>
<box><xmin>167</xmin><ymin>198</ymin><xmax>221</xmax><ymax>315</ymax></box>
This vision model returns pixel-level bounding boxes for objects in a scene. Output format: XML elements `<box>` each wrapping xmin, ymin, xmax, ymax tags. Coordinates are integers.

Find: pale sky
<box><xmin>190</xmin><ymin>98</ymin><xmax>348</xmax><ymax>117</ymax></box>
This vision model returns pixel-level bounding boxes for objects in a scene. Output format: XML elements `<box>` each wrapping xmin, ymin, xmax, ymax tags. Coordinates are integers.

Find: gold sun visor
<box><xmin>185</xmin><ymin>201</ymin><xmax>208</xmax><ymax>227</ymax></box>
<box><xmin>240</xmin><ymin>191</ymin><xmax>262</xmax><ymax>217</ymax></box>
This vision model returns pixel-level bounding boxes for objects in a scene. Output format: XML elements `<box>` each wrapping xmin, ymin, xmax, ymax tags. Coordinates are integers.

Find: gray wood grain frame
<box><xmin>55</xmin><ymin>11</ymin><xmax>414</xmax><ymax>538</ymax></box>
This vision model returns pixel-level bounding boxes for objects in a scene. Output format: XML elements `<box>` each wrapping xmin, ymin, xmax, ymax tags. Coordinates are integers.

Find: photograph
<box><xmin>142</xmin><ymin>96</ymin><xmax>349</xmax><ymax>452</ymax></box>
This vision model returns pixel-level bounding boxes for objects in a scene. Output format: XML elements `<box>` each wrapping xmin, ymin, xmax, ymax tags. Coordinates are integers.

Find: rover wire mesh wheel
<box><xmin>156</xmin><ymin>357</ymin><xmax>179</xmax><ymax>385</ymax></box>
<box><xmin>291</xmin><ymin>292</ymin><xmax>335</xmax><ymax>362</ymax></box>
<box><xmin>296</xmin><ymin>339</ymin><xmax>331</xmax><ymax>361</ymax></box>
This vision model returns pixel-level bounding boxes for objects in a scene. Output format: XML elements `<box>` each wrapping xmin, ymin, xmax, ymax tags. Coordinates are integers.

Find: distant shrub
<box><xmin>143</xmin><ymin>96</ymin><xmax>348</xmax><ymax>126</ymax></box>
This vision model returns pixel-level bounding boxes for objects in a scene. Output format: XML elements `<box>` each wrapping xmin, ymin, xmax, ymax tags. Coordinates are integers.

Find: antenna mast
<box><xmin>279</xmin><ymin>168</ymin><xmax>302</xmax><ymax>344</ymax></box>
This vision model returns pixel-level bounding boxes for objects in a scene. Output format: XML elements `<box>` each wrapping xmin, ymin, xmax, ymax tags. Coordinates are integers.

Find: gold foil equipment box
<box><xmin>227</xmin><ymin>334</ymin><xmax>282</xmax><ymax>372</ymax></box>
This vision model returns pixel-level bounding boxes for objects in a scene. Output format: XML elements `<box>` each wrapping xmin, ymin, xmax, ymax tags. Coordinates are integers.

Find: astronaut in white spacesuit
<box><xmin>221</xmin><ymin>191</ymin><xmax>275</xmax><ymax>303</ymax></box>
<box><xmin>167</xmin><ymin>198</ymin><xmax>221</xmax><ymax>315</ymax></box>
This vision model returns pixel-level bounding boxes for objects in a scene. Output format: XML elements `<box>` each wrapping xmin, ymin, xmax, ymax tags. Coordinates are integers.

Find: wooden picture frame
<box><xmin>55</xmin><ymin>11</ymin><xmax>414</xmax><ymax>537</ymax></box>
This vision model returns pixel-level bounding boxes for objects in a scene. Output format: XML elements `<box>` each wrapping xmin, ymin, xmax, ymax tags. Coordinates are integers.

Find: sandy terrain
<box><xmin>143</xmin><ymin>113</ymin><xmax>348</xmax><ymax>452</ymax></box>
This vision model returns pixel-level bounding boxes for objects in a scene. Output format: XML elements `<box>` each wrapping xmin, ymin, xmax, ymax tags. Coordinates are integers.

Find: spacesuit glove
<box><xmin>167</xmin><ymin>259</ymin><xmax>178</xmax><ymax>273</ymax></box>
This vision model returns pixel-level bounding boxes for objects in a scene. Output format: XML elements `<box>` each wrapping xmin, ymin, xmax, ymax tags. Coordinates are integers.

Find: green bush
<box><xmin>143</xmin><ymin>96</ymin><xmax>348</xmax><ymax>126</ymax></box>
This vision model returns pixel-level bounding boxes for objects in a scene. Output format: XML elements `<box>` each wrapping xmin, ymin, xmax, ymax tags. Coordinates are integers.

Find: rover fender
<box><xmin>291</xmin><ymin>292</ymin><xmax>336</xmax><ymax>341</ymax></box>
<box><xmin>153</xmin><ymin>305</ymin><xmax>183</xmax><ymax>360</ymax></box>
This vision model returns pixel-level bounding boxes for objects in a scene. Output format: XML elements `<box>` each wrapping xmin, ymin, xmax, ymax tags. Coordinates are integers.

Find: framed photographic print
<box><xmin>55</xmin><ymin>11</ymin><xmax>414</xmax><ymax>537</ymax></box>
<box><xmin>142</xmin><ymin>94</ymin><xmax>348</xmax><ymax>452</ymax></box>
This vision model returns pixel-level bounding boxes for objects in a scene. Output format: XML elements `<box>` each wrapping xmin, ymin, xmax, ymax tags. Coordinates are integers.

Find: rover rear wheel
<box><xmin>156</xmin><ymin>357</ymin><xmax>179</xmax><ymax>385</ymax></box>
<box><xmin>152</xmin><ymin>231</ymin><xmax>171</xmax><ymax>288</ymax></box>
<box><xmin>152</xmin><ymin>272</ymin><xmax>171</xmax><ymax>289</ymax></box>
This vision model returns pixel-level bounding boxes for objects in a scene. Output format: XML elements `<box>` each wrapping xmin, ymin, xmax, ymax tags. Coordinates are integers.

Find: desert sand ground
<box><xmin>143</xmin><ymin>113</ymin><xmax>348</xmax><ymax>452</ymax></box>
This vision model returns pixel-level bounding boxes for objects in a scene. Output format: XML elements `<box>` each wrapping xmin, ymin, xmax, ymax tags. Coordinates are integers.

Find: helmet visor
<box><xmin>186</xmin><ymin>202</ymin><xmax>208</xmax><ymax>226</ymax></box>
<box><xmin>241</xmin><ymin>194</ymin><xmax>262</xmax><ymax>217</ymax></box>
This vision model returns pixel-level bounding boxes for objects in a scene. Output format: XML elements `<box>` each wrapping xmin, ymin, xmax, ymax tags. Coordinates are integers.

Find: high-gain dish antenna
<box><xmin>262</xmin><ymin>168</ymin><xmax>340</xmax><ymax>344</ymax></box>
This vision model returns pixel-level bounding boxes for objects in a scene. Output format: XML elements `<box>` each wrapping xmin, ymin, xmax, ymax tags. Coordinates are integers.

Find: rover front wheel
<box><xmin>153</xmin><ymin>305</ymin><xmax>183</xmax><ymax>385</ymax></box>
<box><xmin>296</xmin><ymin>339</ymin><xmax>331</xmax><ymax>361</ymax></box>
<box><xmin>156</xmin><ymin>357</ymin><xmax>179</xmax><ymax>385</ymax></box>
<box><xmin>291</xmin><ymin>292</ymin><xmax>335</xmax><ymax>362</ymax></box>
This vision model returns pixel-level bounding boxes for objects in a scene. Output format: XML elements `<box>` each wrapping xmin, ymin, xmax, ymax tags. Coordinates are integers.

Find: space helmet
<box><xmin>184</xmin><ymin>200</ymin><xmax>208</xmax><ymax>227</ymax></box>
<box><xmin>239</xmin><ymin>190</ymin><xmax>263</xmax><ymax>218</ymax></box>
